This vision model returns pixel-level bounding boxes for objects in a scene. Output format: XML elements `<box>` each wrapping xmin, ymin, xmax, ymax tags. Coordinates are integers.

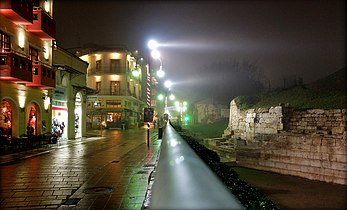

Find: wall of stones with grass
<box><xmin>224</xmin><ymin>99</ymin><xmax>347</xmax><ymax>185</ymax></box>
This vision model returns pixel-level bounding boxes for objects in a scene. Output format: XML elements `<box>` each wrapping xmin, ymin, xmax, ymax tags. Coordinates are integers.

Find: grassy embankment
<box><xmin>186</xmin><ymin>68</ymin><xmax>346</xmax><ymax>138</ymax></box>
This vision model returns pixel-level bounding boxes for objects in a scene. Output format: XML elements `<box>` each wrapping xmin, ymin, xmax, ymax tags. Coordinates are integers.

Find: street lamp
<box><xmin>150</xmin><ymin>49</ymin><xmax>165</xmax><ymax>78</ymax></box>
<box><xmin>164</xmin><ymin>80</ymin><xmax>172</xmax><ymax>89</ymax></box>
<box><xmin>148</xmin><ymin>40</ymin><xmax>159</xmax><ymax>50</ymax></box>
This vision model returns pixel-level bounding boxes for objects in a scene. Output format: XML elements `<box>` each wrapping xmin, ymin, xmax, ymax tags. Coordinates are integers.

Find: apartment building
<box><xmin>76</xmin><ymin>45</ymin><xmax>146</xmax><ymax>129</ymax></box>
<box><xmin>0</xmin><ymin>0</ymin><xmax>56</xmax><ymax>138</ymax></box>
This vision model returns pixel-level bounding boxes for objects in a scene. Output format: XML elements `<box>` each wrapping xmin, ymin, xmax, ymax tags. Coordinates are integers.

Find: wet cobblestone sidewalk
<box><xmin>0</xmin><ymin>128</ymin><xmax>161</xmax><ymax>210</ymax></box>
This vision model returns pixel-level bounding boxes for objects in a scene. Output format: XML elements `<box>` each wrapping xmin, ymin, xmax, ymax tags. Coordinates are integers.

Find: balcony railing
<box><xmin>148</xmin><ymin>124</ymin><xmax>243</xmax><ymax>209</ymax></box>
<box><xmin>0</xmin><ymin>52</ymin><xmax>32</xmax><ymax>83</ymax></box>
<box><xmin>26</xmin><ymin>8</ymin><xmax>55</xmax><ymax>40</ymax></box>
<box><xmin>87</xmin><ymin>66</ymin><xmax>126</xmax><ymax>76</ymax></box>
<box><xmin>0</xmin><ymin>0</ymin><xmax>33</xmax><ymax>25</ymax></box>
<box><xmin>26</xmin><ymin>62</ymin><xmax>55</xmax><ymax>88</ymax></box>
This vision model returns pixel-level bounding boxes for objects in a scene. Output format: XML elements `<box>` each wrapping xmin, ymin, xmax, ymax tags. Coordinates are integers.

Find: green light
<box><xmin>169</xmin><ymin>94</ymin><xmax>175</xmax><ymax>100</ymax></box>
<box><xmin>157</xmin><ymin>94</ymin><xmax>164</xmax><ymax>101</ymax></box>
<box><xmin>184</xmin><ymin>115</ymin><xmax>190</xmax><ymax>122</ymax></box>
<box><xmin>132</xmin><ymin>68</ymin><xmax>140</xmax><ymax>77</ymax></box>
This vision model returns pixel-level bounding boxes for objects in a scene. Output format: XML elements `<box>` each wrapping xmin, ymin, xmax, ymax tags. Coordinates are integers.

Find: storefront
<box><xmin>52</xmin><ymin>86</ymin><xmax>68</xmax><ymax>139</ymax></box>
<box><xmin>0</xmin><ymin>99</ymin><xmax>13</xmax><ymax>137</ymax></box>
<box><xmin>52</xmin><ymin>102</ymin><xmax>68</xmax><ymax>139</ymax></box>
<box><xmin>74</xmin><ymin>92</ymin><xmax>82</xmax><ymax>138</ymax></box>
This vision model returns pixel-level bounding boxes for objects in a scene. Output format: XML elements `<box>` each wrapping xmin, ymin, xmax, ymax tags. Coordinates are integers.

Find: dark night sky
<box><xmin>54</xmin><ymin>0</ymin><xmax>346</xmax><ymax>104</ymax></box>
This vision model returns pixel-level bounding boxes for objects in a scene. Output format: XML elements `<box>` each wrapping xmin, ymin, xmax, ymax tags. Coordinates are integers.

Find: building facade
<box><xmin>0</xmin><ymin>0</ymin><xmax>56</xmax><ymax>138</ymax></box>
<box><xmin>77</xmin><ymin>46</ymin><xmax>146</xmax><ymax>129</ymax></box>
<box><xmin>52</xmin><ymin>46</ymin><xmax>88</xmax><ymax>139</ymax></box>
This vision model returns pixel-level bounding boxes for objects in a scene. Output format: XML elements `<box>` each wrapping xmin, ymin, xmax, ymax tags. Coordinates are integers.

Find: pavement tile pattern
<box><xmin>0</xmin><ymin>129</ymin><xmax>161</xmax><ymax>210</ymax></box>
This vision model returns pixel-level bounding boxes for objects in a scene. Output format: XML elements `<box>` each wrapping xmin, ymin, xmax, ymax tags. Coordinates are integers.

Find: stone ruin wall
<box><xmin>224</xmin><ymin>99</ymin><xmax>347</xmax><ymax>185</ymax></box>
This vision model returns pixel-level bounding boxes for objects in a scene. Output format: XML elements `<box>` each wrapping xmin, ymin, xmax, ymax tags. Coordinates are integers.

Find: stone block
<box><xmin>321</xmin><ymin>160</ymin><xmax>332</xmax><ymax>169</ymax></box>
<box><xmin>287</xmin><ymin>163</ymin><xmax>301</xmax><ymax>172</ymax></box>
<box><xmin>333</xmin><ymin>169</ymin><xmax>347</xmax><ymax>178</ymax></box>
<box><xmin>274</xmin><ymin>161</ymin><xmax>287</xmax><ymax>169</ymax></box>
<box><xmin>306</xmin><ymin>165</ymin><xmax>322</xmax><ymax>174</ymax></box>
<box><xmin>332</xmin><ymin>154</ymin><xmax>347</xmax><ymax>163</ymax></box>
<box><xmin>332</xmin><ymin>127</ymin><xmax>345</xmax><ymax>135</ymax></box>
<box><xmin>309</xmin><ymin>152</ymin><xmax>321</xmax><ymax>160</ymax></box>
<box><xmin>323</xmin><ymin>175</ymin><xmax>336</xmax><ymax>183</ymax></box>
<box><xmin>331</xmin><ymin>162</ymin><xmax>347</xmax><ymax>170</ymax></box>
<box><xmin>310</xmin><ymin>159</ymin><xmax>322</xmax><ymax>167</ymax></box>
<box><xmin>312</xmin><ymin>136</ymin><xmax>322</xmax><ymax>146</ymax></box>
<box><xmin>307</xmin><ymin>109</ymin><xmax>325</xmax><ymax>114</ymax></box>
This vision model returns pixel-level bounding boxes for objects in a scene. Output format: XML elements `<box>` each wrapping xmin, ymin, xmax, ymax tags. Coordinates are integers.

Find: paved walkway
<box><xmin>0</xmin><ymin>128</ymin><xmax>161</xmax><ymax>210</ymax></box>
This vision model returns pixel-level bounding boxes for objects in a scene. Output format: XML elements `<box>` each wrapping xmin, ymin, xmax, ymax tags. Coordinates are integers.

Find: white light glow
<box><xmin>95</xmin><ymin>54</ymin><xmax>102</xmax><ymax>60</ymax></box>
<box><xmin>109</xmin><ymin>75</ymin><xmax>120</xmax><ymax>81</ymax></box>
<box><xmin>94</xmin><ymin>76</ymin><xmax>102</xmax><ymax>81</ymax></box>
<box><xmin>164</xmin><ymin>80</ymin><xmax>173</xmax><ymax>88</ymax></box>
<box><xmin>43</xmin><ymin>43</ymin><xmax>49</xmax><ymax>60</ymax></box>
<box><xmin>157</xmin><ymin>68</ymin><xmax>165</xmax><ymax>78</ymax></box>
<box><xmin>175</xmin><ymin>156</ymin><xmax>185</xmax><ymax>164</ymax></box>
<box><xmin>157</xmin><ymin>94</ymin><xmax>164</xmax><ymax>101</ymax></box>
<box><xmin>170</xmin><ymin>138</ymin><xmax>178</xmax><ymax>147</ymax></box>
<box><xmin>148</xmin><ymin>40</ymin><xmax>159</xmax><ymax>50</ymax></box>
<box><xmin>44</xmin><ymin>0</ymin><xmax>50</xmax><ymax>13</ymax></box>
<box><xmin>18</xmin><ymin>91</ymin><xmax>25</xmax><ymax>108</ymax></box>
<box><xmin>111</xmin><ymin>53</ymin><xmax>121</xmax><ymax>59</ymax></box>
<box><xmin>44</xmin><ymin>96</ymin><xmax>50</xmax><ymax>110</ymax></box>
<box><xmin>18</xmin><ymin>29</ymin><xmax>25</xmax><ymax>48</ymax></box>
<box><xmin>169</xmin><ymin>94</ymin><xmax>175</xmax><ymax>100</ymax></box>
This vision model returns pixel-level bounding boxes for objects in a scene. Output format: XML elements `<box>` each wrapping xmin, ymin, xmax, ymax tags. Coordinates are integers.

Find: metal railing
<box><xmin>149</xmin><ymin>124</ymin><xmax>243</xmax><ymax>210</ymax></box>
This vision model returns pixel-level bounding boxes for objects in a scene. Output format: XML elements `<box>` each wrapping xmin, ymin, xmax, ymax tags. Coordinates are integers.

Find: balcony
<box><xmin>0</xmin><ymin>52</ymin><xmax>32</xmax><ymax>83</ymax></box>
<box><xmin>26</xmin><ymin>9</ymin><xmax>55</xmax><ymax>40</ymax></box>
<box><xmin>0</xmin><ymin>0</ymin><xmax>33</xmax><ymax>25</ymax></box>
<box><xmin>87</xmin><ymin>66</ymin><xmax>126</xmax><ymax>76</ymax></box>
<box><xmin>26</xmin><ymin>62</ymin><xmax>55</xmax><ymax>88</ymax></box>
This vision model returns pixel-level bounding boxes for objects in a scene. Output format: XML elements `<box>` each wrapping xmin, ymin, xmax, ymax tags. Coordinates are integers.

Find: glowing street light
<box><xmin>169</xmin><ymin>93</ymin><xmax>175</xmax><ymax>100</ymax></box>
<box><xmin>150</xmin><ymin>49</ymin><xmax>165</xmax><ymax>78</ymax></box>
<box><xmin>157</xmin><ymin>93</ymin><xmax>165</xmax><ymax>101</ymax></box>
<box><xmin>157</xmin><ymin>68</ymin><xmax>165</xmax><ymax>78</ymax></box>
<box><xmin>148</xmin><ymin>40</ymin><xmax>159</xmax><ymax>50</ymax></box>
<box><xmin>164</xmin><ymin>80</ymin><xmax>173</xmax><ymax>89</ymax></box>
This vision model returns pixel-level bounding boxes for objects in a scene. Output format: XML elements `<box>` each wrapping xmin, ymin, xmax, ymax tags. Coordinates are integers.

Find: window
<box><xmin>19</xmin><ymin>60</ymin><xmax>24</xmax><ymax>69</ymax></box>
<box><xmin>29</xmin><ymin>47</ymin><xmax>39</xmax><ymax>63</ymax></box>
<box><xmin>0</xmin><ymin>56</ymin><xmax>6</xmax><ymax>65</ymax></box>
<box><xmin>96</xmin><ymin>81</ymin><xmax>101</xmax><ymax>92</ymax></box>
<box><xmin>0</xmin><ymin>31</ymin><xmax>10</xmax><ymax>52</ymax></box>
<box><xmin>110</xmin><ymin>59</ymin><xmax>121</xmax><ymax>73</ymax></box>
<box><xmin>12</xmin><ymin>57</ymin><xmax>18</xmax><ymax>67</ymax></box>
<box><xmin>96</xmin><ymin>60</ymin><xmax>101</xmax><ymax>71</ymax></box>
<box><xmin>110</xmin><ymin>81</ymin><xmax>120</xmax><ymax>95</ymax></box>
<box><xmin>33</xmin><ymin>68</ymin><xmax>38</xmax><ymax>75</ymax></box>
<box><xmin>106</xmin><ymin>100</ymin><xmax>122</xmax><ymax>108</ymax></box>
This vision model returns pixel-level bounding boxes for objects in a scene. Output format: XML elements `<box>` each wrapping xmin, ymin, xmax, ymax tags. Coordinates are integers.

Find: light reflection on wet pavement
<box><xmin>0</xmin><ymin>128</ymin><xmax>161</xmax><ymax>209</ymax></box>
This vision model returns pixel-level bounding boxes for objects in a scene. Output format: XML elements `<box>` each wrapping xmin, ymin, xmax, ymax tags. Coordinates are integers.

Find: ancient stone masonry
<box><xmin>224</xmin><ymin>99</ymin><xmax>347</xmax><ymax>185</ymax></box>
